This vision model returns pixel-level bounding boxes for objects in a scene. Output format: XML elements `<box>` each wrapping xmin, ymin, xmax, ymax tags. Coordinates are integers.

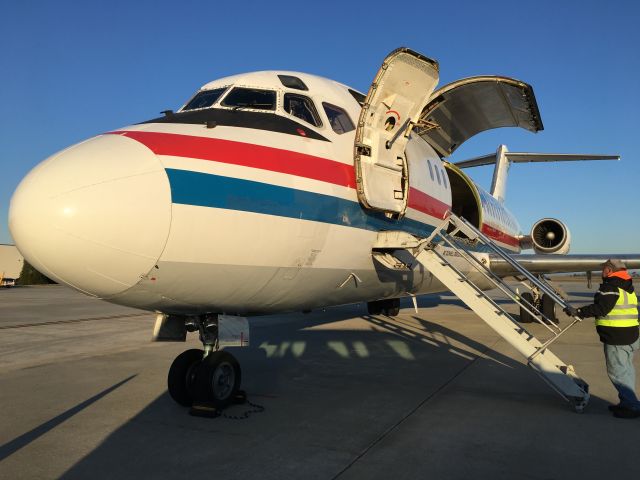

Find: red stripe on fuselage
<box><xmin>481</xmin><ymin>224</ymin><xmax>520</xmax><ymax>249</ymax></box>
<box><xmin>112</xmin><ymin>129</ymin><xmax>493</xmax><ymax>228</ymax></box>
<box><xmin>116</xmin><ymin>130</ymin><xmax>357</xmax><ymax>188</ymax></box>
<box><xmin>408</xmin><ymin>187</ymin><xmax>449</xmax><ymax>220</ymax></box>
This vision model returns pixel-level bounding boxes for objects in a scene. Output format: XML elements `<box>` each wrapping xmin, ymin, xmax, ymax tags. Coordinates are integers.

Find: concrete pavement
<box><xmin>0</xmin><ymin>282</ymin><xmax>638</xmax><ymax>479</ymax></box>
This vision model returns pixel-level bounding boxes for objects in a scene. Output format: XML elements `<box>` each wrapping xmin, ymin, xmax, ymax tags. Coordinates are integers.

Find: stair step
<box><xmin>372</xmin><ymin>213</ymin><xmax>589</xmax><ymax>412</ymax></box>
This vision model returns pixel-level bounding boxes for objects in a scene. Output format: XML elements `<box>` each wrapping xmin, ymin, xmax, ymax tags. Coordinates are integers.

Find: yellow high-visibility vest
<box><xmin>596</xmin><ymin>288</ymin><xmax>639</xmax><ymax>327</ymax></box>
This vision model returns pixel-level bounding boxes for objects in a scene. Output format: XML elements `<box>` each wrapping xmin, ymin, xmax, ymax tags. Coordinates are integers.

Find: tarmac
<box><xmin>0</xmin><ymin>280</ymin><xmax>638</xmax><ymax>480</ymax></box>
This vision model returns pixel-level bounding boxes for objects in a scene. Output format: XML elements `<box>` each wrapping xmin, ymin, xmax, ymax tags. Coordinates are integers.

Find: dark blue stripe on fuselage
<box><xmin>166</xmin><ymin>168</ymin><xmax>436</xmax><ymax>237</ymax></box>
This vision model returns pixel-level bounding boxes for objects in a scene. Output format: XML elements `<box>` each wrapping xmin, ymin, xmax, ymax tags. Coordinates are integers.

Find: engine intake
<box><xmin>529</xmin><ymin>218</ymin><xmax>571</xmax><ymax>254</ymax></box>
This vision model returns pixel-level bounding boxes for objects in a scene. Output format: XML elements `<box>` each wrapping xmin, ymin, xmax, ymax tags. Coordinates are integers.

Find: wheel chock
<box><xmin>189</xmin><ymin>403</ymin><xmax>219</xmax><ymax>418</ymax></box>
<box><xmin>233</xmin><ymin>389</ymin><xmax>247</xmax><ymax>405</ymax></box>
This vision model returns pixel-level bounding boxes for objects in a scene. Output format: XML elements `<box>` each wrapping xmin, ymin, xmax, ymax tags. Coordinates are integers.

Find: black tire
<box><xmin>384</xmin><ymin>299</ymin><xmax>401</xmax><ymax>317</ymax></box>
<box><xmin>519</xmin><ymin>292</ymin><xmax>535</xmax><ymax>323</ymax></box>
<box><xmin>367</xmin><ymin>301</ymin><xmax>383</xmax><ymax>315</ymax></box>
<box><xmin>168</xmin><ymin>348</ymin><xmax>203</xmax><ymax>407</ymax></box>
<box><xmin>368</xmin><ymin>299</ymin><xmax>400</xmax><ymax>316</ymax></box>
<box><xmin>541</xmin><ymin>294</ymin><xmax>558</xmax><ymax>324</ymax></box>
<box><xmin>192</xmin><ymin>351</ymin><xmax>242</xmax><ymax>409</ymax></box>
<box><xmin>384</xmin><ymin>306</ymin><xmax>400</xmax><ymax>316</ymax></box>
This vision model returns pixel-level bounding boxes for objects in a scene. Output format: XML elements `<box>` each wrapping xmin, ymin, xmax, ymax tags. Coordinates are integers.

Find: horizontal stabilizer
<box><xmin>455</xmin><ymin>152</ymin><xmax>619</xmax><ymax>169</ymax></box>
<box><xmin>455</xmin><ymin>146</ymin><xmax>620</xmax><ymax>203</ymax></box>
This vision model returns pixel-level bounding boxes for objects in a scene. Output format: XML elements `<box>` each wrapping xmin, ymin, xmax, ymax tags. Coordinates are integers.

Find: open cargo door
<box><xmin>354</xmin><ymin>48</ymin><xmax>439</xmax><ymax>216</ymax></box>
<box><xmin>417</xmin><ymin>76</ymin><xmax>543</xmax><ymax>158</ymax></box>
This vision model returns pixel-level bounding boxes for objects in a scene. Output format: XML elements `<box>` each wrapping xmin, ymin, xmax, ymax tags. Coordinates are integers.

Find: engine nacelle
<box><xmin>526</xmin><ymin>218</ymin><xmax>571</xmax><ymax>254</ymax></box>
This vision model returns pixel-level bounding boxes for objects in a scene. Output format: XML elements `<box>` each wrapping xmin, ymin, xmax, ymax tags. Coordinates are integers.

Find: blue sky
<box><xmin>1</xmin><ymin>0</ymin><xmax>638</xmax><ymax>253</ymax></box>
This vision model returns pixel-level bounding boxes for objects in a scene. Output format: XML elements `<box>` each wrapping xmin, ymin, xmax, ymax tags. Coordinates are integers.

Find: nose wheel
<box><xmin>167</xmin><ymin>348</ymin><xmax>204</xmax><ymax>406</ymax></box>
<box><xmin>167</xmin><ymin>314</ymin><xmax>242</xmax><ymax>409</ymax></box>
<box><xmin>191</xmin><ymin>351</ymin><xmax>242</xmax><ymax>408</ymax></box>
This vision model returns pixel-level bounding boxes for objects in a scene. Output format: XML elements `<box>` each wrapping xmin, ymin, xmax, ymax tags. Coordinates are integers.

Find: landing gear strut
<box><xmin>167</xmin><ymin>314</ymin><xmax>242</xmax><ymax>409</ymax></box>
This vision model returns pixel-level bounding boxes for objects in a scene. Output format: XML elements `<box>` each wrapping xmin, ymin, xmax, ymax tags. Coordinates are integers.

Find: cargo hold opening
<box><xmin>444</xmin><ymin>164</ymin><xmax>481</xmax><ymax>235</ymax></box>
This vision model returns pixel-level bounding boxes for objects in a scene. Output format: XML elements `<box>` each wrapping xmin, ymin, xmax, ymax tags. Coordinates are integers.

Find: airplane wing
<box><xmin>489</xmin><ymin>254</ymin><xmax>640</xmax><ymax>276</ymax></box>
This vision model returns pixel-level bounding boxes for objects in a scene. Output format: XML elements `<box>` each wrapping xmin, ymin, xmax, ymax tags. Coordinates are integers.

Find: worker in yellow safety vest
<box><xmin>564</xmin><ymin>259</ymin><xmax>639</xmax><ymax>418</ymax></box>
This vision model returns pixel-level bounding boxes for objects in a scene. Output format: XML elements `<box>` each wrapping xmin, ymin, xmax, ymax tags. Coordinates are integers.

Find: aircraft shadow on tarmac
<box><xmin>412</xmin><ymin>293</ymin><xmax>521</xmax><ymax>310</ymax></box>
<box><xmin>0</xmin><ymin>375</ymin><xmax>137</xmax><ymax>463</ymax></box>
<box><xmin>2</xmin><ymin>303</ymin><xmax>609</xmax><ymax>480</ymax></box>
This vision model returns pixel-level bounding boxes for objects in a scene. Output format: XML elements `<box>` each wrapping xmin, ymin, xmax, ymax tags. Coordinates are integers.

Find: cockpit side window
<box><xmin>322</xmin><ymin>103</ymin><xmax>355</xmax><ymax>134</ymax></box>
<box><xmin>348</xmin><ymin>89</ymin><xmax>366</xmax><ymax>107</ymax></box>
<box><xmin>182</xmin><ymin>87</ymin><xmax>227</xmax><ymax>111</ymax></box>
<box><xmin>284</xmin><ymin>94</ymin><xmax>322</xmax><ymax>127</ymax></box>
<box><xmin>221</xmin><ymin>87</ymin><xmax>277</xmax><ymax>110</ymax></box>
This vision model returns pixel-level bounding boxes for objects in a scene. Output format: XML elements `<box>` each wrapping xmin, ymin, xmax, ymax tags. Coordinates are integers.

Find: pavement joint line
<box><xmin>0</xmin><ymin>313</ymin><xmax>151</xmax><ymax>330</ymax></box>
<box><xmin>331</xmin><ymin>336</ymin><xmax>502</xmax><ymax>480</ymax></box>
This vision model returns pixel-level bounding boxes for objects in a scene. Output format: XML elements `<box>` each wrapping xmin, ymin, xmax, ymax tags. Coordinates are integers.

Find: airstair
<box><xmin>372</xmin><ymin>213</ymin><xmax>590</xmax><ymax>412</ymax></box>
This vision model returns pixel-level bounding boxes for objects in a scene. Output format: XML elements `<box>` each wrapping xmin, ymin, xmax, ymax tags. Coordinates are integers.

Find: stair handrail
<box><xmin>429</xmin><ymin>230</ymin><xmax>562</xmax><ymax>334</ymax></box>
<box><xmin>448</xmin><ymin>214</ymin><xmax>571</xmax><ymax>310</ymax></box>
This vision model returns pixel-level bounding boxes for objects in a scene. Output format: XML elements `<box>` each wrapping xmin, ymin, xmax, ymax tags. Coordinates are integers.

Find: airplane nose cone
<box><xmin>9</xmin><ymin>133</ymin><xmax>172</xmax><ymax>298</ymax></box>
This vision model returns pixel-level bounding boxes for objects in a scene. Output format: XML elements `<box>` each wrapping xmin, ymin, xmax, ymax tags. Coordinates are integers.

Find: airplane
<box><xmin>8</xmin><ymin>48</ymin><xmax>640</xmax><ymax>412</ymax></box>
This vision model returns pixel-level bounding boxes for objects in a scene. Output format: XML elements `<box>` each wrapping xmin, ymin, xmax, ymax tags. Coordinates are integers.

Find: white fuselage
<box><xmin>9</xmin><ymin>71</ymin><xmax>521</xmax><ymax>315</ymax></box>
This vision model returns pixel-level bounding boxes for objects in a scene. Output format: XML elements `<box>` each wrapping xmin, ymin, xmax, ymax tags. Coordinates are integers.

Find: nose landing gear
<box><xmin>167</xmin><ymin>348</ymin><xmax>204</xmax><ymax>407</ymax></box>
<box><xmin>367</xmin><ymin>298</ymin><xmax>401</xmax><ymax>316</ymax></box>
<box><xmin>167</xmin><ymin>314</ymin><xmax>242</xmax><ymax>411</ymax></box>
<box><xmin>190</xmin><ymin>350</ymin><xmax>242</xmax><ymax>409</ymax></box>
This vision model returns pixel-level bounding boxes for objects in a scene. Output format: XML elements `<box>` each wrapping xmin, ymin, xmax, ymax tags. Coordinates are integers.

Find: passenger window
<box><xmin>182</xmin><ymin>87</ymin><xmax>227</xmax><ymax>111</ymax></box>
<box><xmin>441</xmin><ymin>169</ymin><xmax>448</xmax><ymax>189</ymax></box>
<box><xmin>284</xmin><ymin>94</ymin><xmax>322</xmax><ymax>127</ymax></box>
<box><xmin>221</xmin><ymin>87</ymin><xmax>276</xmax><ymax>110</ymax></box>
<box><xmin>427</xmin><ymin>160</ymin><xmax>434</xmax><ymax>181</ymax></box>
<box><xmin>435</xmin><ymin>167</ymin><xmax>441</xmax><ymax>185</ymax></box>
<box><xmin>322</xmin><ymin>103</ymin><xmax>355</xmax><ymax>134</ymax></box>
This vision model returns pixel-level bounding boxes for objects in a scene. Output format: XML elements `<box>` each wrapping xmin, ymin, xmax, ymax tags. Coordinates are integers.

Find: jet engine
<box><xmin>525</xmin><ymin>218</ymin><xmax>571</xmax><ymax>254</ymax></box>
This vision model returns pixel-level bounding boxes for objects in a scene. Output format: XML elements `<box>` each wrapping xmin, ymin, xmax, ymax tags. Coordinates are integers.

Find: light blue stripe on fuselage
<box><xmin>166</xmin><ymin>168</ymin><xmax>439</xmax><ymax>237</ymax></box>
<box><xmin>166</xmin><ymin>169</ymin><xmax>500</xmax><ymax>254</ymax></box>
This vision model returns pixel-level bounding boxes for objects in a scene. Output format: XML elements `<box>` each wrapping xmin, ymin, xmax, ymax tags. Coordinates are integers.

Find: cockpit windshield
<box><xmin>221</xmin><ymin>87</ymin><xmax>277</xmax><ymax>110</ymax></box>
<box><xmin>182</xmin><ymin>87</ymin><xmax>227</xmax><ymax>111</ymax></box>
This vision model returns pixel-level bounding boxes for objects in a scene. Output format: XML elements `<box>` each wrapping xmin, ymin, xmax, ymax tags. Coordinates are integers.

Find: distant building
<box><xmin>0</xmin><ymin>244</ymin><xmax>24</xmax><ymax>286</ymax></box>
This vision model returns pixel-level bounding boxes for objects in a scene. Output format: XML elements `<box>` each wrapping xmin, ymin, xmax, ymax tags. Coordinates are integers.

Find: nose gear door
<box><xmin>354</xmin><ymin>48</ymin><xmax>439</xmax><ymax>217</ymax></box>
